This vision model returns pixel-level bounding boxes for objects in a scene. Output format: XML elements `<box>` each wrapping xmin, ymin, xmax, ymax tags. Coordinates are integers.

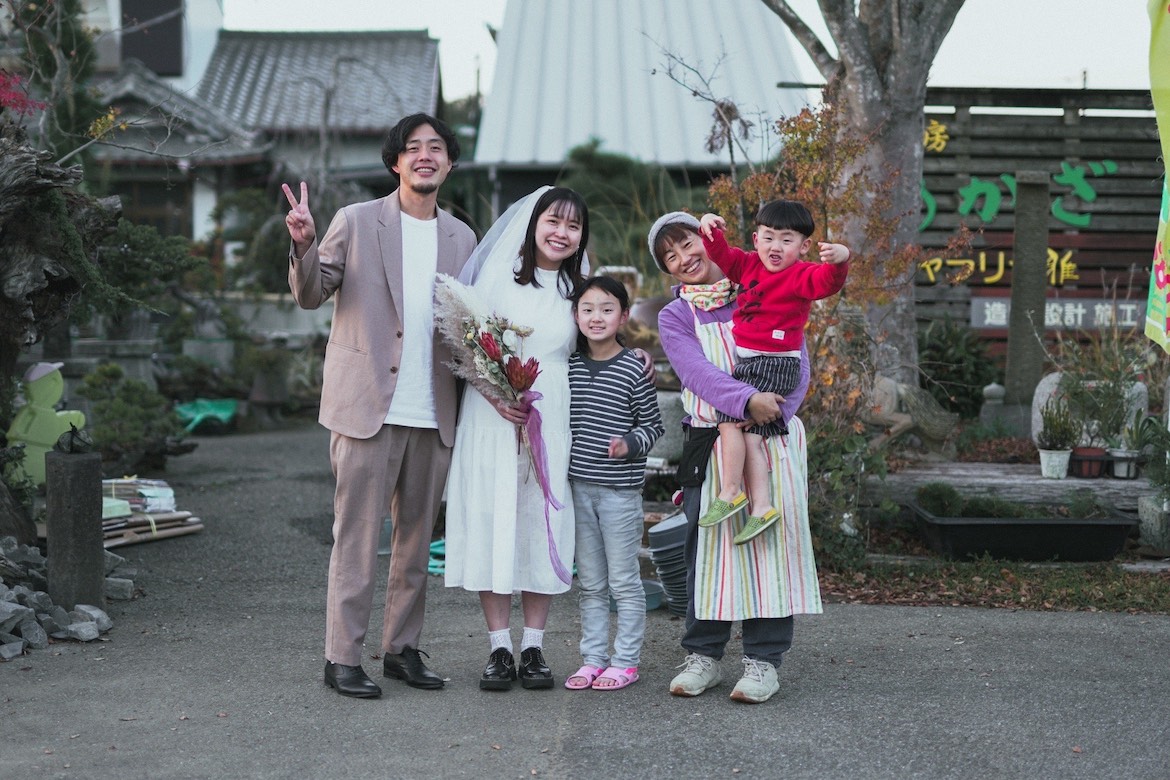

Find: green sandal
<box><xmin>698</xmin><ymin>492</ymin><xmax>747</xmax><ymax>527</ymax></box>
<box><xmin>733</xmin><ymin>508</ymin><xmax>780</xmax><ymax>545</ymax></box>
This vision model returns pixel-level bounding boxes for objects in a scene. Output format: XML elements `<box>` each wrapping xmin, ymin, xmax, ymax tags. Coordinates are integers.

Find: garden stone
<box><xmin>105</xmin><ymin>577</ymin><xmax>134</xmax><ymax>601</ymax></box>
<box><xmin>37</xmin><ymin>612</ymin><xmax>62</xmax><ymax>634</ymax></box>
<box><xmin>9</xmin><ymin>545</ymin><xmax>45</xmax><ymax>566</ymax></box>
<box><xmin>65</xmin><ymin>621</ymin><xmax>100</xmax><ymax>641</ymax></box>
<box><xmin>104</xmin><ymin>550</ymin><xmax>126</xmax><ymax>575</ymax></box>
<box><xmin>0</xmin><ymin>601</ymin><xmax>33</xmax><ymax>632</ymax></box>
<box><xmin>0</xmin><ymin>640</ymin><xmax>24</xmax><ymax>660</ymax></box>
<box><xmin>26</xmin><ymin>590</ymin><xmax>53</xmax><ymax>612</ymax></box>
<box><xmin>72</xmin><ymin>604</ymin><xmax>113</xmax><ymax>632</ymax></box>
<box><xmin>0</xmin><ymin>588</ymin><xmax>13</xmax><ymax>602</ymax></box>
<box><xmin>0</xmin><ymin>630</ymin><xmax>17</xmax><ymax>643</ymax></box>
<box><xmin>18</xmin><ymin>619</ymin><xmax>47</xmax><ymax>649</ymax></box>
<box><xmin>49</xmin><ymin>605</ymin><xmax>69</xmax><ymax>626</ymax></box>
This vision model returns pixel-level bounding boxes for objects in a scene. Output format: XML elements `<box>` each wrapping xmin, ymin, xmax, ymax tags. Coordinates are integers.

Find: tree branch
<box><xmin>758</xmin><ymin>0</ymin><xmax>838</xmax><ymax>79</ymax></box>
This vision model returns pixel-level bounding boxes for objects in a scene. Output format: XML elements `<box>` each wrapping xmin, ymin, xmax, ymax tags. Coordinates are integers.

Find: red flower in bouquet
<box><xmin>478</xmin><ymin>331</ymin><xmax>503</xmax><ymax>362</ymax></box>
<box><xmin>505</xmin><ymin>355</ymin><xmax>541</xmax><ymax>394</ymax></box>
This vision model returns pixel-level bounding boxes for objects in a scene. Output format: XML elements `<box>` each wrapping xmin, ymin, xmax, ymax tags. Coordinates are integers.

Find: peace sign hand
<box><xmin>282</xmin><ymin>181</ymin><xmax>316</xmax><ymax>256</ymax></box>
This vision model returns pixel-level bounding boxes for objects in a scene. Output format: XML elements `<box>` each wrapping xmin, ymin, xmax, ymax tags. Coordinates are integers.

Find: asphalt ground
<box><xmin>4</xmin><ymin>421</ymin><xmax>1169</xmax><ymax>779</ymax></box>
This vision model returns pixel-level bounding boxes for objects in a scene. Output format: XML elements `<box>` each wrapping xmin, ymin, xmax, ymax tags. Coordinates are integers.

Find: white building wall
<box><xmin>172</xmin><ymin>0</ymin><xmax>222</xmax><ymax>94</ymax></box>
<box><xmin>191</xmin><ymin>177</ymin><xmax>218</xmax><ymax>241</ymax></box>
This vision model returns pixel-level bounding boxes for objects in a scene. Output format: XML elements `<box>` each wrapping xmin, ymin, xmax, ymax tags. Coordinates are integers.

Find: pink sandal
<box><xmin>591</xmin><ymin>666</ymin><xmax>638</xmax><ymax>690</ymax></box>
<box><xmin>564</xmin><ymin>665</ymin><xmax>603</xmax><ymax>690</ymax></box>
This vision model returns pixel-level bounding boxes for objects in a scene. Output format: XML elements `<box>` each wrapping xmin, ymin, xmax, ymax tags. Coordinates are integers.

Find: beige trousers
<box><xmin>325</xmin><ymin>424</ymin><xmax>451</xmax><ymax>666</ymax></box>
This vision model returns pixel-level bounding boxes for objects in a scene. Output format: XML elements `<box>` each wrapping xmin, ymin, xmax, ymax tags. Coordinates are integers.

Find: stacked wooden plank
<box><xmin>99</xmin><ymin>479</ymin><xmax>203</xmax><ymax>549</ymax></box>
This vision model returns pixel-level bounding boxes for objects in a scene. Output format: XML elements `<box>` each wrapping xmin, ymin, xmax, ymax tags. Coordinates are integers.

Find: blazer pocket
<box><xmin>327</xmin><ymin>339</ymin><xmax>367</xmax><ymax>356</ymax></box>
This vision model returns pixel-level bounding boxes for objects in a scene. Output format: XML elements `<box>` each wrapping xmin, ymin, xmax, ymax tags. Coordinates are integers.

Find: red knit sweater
<box><xmin>703</xmin><ymin>228</ymin><xmax>849</xmax><ymax>353</ymax></box>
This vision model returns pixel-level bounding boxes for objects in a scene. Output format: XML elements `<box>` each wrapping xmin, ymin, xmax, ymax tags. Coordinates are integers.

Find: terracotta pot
<box><xmin>1069</xmin><ymin>446</ymin><xmax>1107</xmax><ymax>478</ymax></box>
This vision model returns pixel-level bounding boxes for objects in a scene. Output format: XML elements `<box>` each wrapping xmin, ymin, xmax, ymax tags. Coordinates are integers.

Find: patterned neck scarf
<box><xmin>678</xmin><ymin>278</ymin><xmax>736</xmax><ymax>311</ymax></box>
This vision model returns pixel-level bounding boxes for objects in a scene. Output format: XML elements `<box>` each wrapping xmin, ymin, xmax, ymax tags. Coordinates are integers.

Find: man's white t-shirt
<box><xmin>384</xmin><ymin>212</ymin><xmax>438</xmax><ymax>428</ymax></box>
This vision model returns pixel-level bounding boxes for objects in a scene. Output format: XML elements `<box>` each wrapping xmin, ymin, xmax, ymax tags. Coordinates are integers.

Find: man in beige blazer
<box><xmin>283</xmin><ymin>113</ymin><xmax>476</xmax><ymax>698</ymax></box>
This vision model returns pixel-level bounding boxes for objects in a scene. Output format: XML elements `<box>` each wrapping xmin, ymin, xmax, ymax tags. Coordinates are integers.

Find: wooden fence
<box><xmin>915</xmin><ymin>87</ymin><xmax>1160</xmax><ymax>349</ymax></box>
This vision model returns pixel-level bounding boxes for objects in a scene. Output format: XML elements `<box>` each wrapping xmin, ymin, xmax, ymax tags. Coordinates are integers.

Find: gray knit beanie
<box><xmin>647</xmin><ymin>211</ymin><xmax>701</xmax><ymax>273</ymax></box>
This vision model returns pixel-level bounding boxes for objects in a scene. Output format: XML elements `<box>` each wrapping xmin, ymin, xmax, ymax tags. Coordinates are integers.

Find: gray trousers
<box><xmin>680</xmin><ymin>484</ymin><xmax>793</xmax><ymax>666</ymax></box>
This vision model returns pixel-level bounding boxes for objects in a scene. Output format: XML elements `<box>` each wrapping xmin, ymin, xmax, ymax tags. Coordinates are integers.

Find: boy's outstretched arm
<box><xmin>818</xmin><ymin>242</ymin><xmax>851</xmax><ymax>264</ymax></box>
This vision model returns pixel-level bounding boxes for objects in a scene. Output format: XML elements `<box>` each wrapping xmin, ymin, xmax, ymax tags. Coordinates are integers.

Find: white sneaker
<box><xmin>729</xmin><ymin>657</ymin><xmax>779</xmax><ymax>703</ymax></box>
<box><xmin>669</xmin><ymin>653</ymin><xmax>722</xmax><ymax>697</ymax></box>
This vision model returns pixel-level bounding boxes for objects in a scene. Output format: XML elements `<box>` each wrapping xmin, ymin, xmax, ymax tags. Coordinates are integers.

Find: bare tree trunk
<box><xmin>759</xmin><ymin>0</ymin><xmax>965</xmax><ymax>387</ymax></box>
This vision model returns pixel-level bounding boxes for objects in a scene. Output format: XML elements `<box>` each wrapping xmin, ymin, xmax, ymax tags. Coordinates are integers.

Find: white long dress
<box><xmin>444</xmin><ymin>265</ymin><xmax>576</xmax><ymax>595</ymax></box>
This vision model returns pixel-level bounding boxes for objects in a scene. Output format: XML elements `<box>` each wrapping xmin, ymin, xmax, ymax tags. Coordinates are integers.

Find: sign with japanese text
<box><xmin>970</xmin><ymin>297</ymin><xmax>1146</xmax><ymax>331</ymax></box>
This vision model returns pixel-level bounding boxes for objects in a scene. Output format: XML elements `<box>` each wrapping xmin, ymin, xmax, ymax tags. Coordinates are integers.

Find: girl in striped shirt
<box><xmin>563</xmin><ymin>275</ymin><xmax>664</xmax><ymax>691</ymax></box>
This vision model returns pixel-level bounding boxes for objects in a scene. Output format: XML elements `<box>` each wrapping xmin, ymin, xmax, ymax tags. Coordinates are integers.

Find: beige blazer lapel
<box><xmin>378</xmin><ymin>193</ymin><xmax>404</xmax><ymax>322</ymax></box>
<box><xmin>435</xmin><ymin>210</ymin><xmax>462</xmax><ymax>277</ymax></box>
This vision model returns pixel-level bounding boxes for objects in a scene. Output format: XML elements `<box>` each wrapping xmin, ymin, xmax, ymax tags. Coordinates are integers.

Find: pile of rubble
<box><xmin>0</xmin><ymin>536</ymin><xmax>135</xmax><ymax>661</ymax></box>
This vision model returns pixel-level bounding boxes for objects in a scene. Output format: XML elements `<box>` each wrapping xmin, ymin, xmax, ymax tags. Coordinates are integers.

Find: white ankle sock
<box><xmin>521</xmin><ymin>626</ymin><xmax>544</xmax><ymax>651</ymax></box>
<box><xmin>489</xmin><ymin>629</ymin><xmax>512</xmax><ymax>653</ymax></box>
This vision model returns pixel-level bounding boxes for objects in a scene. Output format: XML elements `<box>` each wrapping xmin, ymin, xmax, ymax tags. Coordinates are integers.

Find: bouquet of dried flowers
<box><xmin>434</xmin><ymin>274</ymin><xmax>571</xmax><ymax>584</ymax></box>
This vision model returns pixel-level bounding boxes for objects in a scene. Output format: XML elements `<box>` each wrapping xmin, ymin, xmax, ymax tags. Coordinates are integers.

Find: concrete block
<box><xmin>45</xmin><ymin>451</ymin><xmax>105</xmax><ymax>610</ymax></box>
<box><xmin>1138</xmin><ymin>495</ymin><xmax>1170</xmax><ymax>551</ymax></box>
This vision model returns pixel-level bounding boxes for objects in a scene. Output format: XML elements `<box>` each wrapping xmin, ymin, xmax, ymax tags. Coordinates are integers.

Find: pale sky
<box><xmin>222</xmin><ymin>0</ymin><xmax>1153</xmax><ymax>101</ymax></box>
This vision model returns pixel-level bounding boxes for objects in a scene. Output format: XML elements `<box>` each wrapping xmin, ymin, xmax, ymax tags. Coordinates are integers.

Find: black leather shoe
<box><xmin>324</xmin><ymin>661</ymin><xmax>382</xmax><ymax>698</ymax></box>
<box><xmin>519</xmin><ymin>647</ymin><xmax>554</xmax><ymax>689</ymax></box>
<box><xmin>479</xmin><ymin>648</ymin><xmax>517</xmax><ymax>691</ymax></box>
<box><xmin>383</xmin><ymin>646</ymin><xmax>444</xmax><ymax>689</ymax></box>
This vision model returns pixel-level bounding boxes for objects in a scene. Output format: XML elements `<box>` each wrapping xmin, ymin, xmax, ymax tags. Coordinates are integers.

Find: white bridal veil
<box><xmin>457</xmin><ymin>185</ymin><xmax>589</xmax><ymax>287</ymax></box>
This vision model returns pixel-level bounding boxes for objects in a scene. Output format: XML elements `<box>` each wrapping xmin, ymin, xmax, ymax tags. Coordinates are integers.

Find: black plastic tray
<box><xmin>909</xmin><ymin>502</ymin><xmax>1137</xmax><ymax>562</ymax></box>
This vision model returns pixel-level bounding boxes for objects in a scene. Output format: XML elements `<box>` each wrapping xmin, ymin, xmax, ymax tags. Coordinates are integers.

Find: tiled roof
<box><xmin>476</xmin><ymin>0</ymin><xmax>811</xmax><ymax>168</ymax></box>
<box><xmin>93</xmin><ymin>59</ymin><xmax>269</xmax><ymax>165</ymax></box>
<box><xmin>197</xmin><ymin>30</ymin><xmax>440</xmax><ymax>135</ymax></box>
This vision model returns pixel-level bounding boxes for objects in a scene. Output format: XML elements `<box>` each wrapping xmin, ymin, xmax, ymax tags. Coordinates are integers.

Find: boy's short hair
<box><xmin>756</xmin><ymin>199</ymin><xmax>815</xmax><ymax>238</ymax></box>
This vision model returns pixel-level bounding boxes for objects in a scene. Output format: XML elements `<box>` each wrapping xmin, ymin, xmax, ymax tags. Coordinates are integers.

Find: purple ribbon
<box><xmin>518</xmin><ymin>390</ymin><xmax>571</xmax><ymax>585</ymax></box>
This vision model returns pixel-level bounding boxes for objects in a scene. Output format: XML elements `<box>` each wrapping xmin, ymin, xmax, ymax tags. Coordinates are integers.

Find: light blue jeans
<box><xmin>570</xmin><ymin>481</ymin><xmax>646</xmax><ymax>669</ymax></box>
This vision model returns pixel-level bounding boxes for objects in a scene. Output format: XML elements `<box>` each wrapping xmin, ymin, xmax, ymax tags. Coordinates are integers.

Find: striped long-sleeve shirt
<box><xmin>567</xmin><ymin>348</ymin><xmax>664</xmax><ymax>488</ymax></box>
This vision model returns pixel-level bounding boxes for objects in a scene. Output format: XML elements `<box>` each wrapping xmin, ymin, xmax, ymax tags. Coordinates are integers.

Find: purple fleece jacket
<box><xmin>658</xmin><ymin>291</ymin><xmax>810</xmax><ymax>425</ymax></box>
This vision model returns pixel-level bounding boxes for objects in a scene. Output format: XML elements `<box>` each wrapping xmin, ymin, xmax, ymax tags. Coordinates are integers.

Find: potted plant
<box><xmin>1106</xmin><ymin>410</ymin><xmax>1158</xmax><ymax>479</ymax></box>
<box><xmin>1049</xmin><ymin>322</ymin><xmax>1145</xmax><ymax>479</ymax></box>
<box><xmin>1035</xmin><ymin>398</ymin><xmax>1078</xmax><ymax>479</ymax></box>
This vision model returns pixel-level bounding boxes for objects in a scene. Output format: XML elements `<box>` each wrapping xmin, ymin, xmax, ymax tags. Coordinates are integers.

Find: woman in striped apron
<box><xmin>651</xmin><ymin>212</ymin><xmax>822</xmax><ymax>704</ymax></box>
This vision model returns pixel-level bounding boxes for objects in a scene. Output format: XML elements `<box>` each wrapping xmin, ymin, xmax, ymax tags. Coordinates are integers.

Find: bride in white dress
<box><xmin>444</xmin><ymin>186</ymin><xmax>588</xmax><ymax>690</ymax></box>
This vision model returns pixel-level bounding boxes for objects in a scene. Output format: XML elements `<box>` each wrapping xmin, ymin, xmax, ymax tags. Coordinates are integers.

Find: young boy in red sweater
<box><xmin>697</xmin><ymin>200</ymin><xmax>851</xmax><ymax>544</ymax></box>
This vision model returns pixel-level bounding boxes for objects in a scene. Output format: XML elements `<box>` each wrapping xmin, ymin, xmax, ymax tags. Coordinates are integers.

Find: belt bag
<box><xmin>674</xmin><ymin>426</ymin><xmax>721</xmax><ymax>487</ymax></box>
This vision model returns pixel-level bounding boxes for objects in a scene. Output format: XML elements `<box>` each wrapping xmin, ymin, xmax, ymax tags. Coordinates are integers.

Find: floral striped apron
<box><xmin>683</xmin><ymin>303</ymin><xmax>823</xmax><ymax>620</ymax></box>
